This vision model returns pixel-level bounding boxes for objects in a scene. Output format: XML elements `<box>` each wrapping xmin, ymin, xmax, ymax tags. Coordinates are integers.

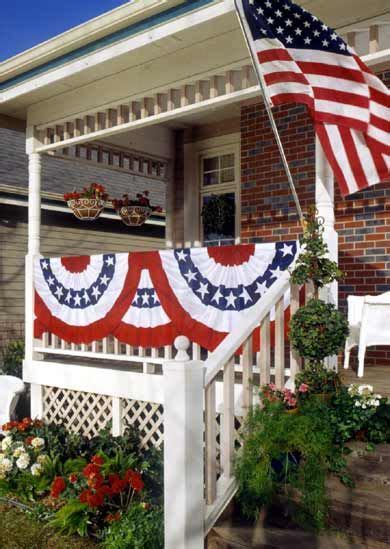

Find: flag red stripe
<box><xmin>265</xmin><ymin>71</ymin><xmax>309</xmax><ymax>86</ymax></box>
<box><xmin>312</xmin><ymin>111</ymin><xmax>367</xmax><ymax>133</ymax></box>
<box><xmin>370</xmin><ymin>87</ymin><xmax>389</xmax><ymax>107</ymax></box>
<box><xmin>371</xmin><ymin>114</ymin><xmax>389</xmax><ymax>132</ymax></box>
<box><xmin>271</xmin><ymin>92</ymin><xmax>314</xmax><ymax>110</ymax></box>
<box><xmin>258</xmin><ymin>49</ymin><xmax>293</xmax><ymax>63</ymax></box>
<box><xmin>296</xmin><ymin>61</ymin><xmax>366</xmax><ymax>83</ymax></box>
<box><xmin>312</xmin><ymin>87</ymin><xmax>369</xmax><ymax>109</ymax></box>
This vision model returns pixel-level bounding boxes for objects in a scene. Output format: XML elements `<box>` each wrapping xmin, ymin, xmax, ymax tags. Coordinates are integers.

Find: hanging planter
<box><xmin>117</xmin><ymin>205</ymin><xmax>152</xmax><ymax>226</ymax></box>
<box><xmin>64</xmin><ymin>183</ymin><xmax>108</xmax><ymax>221</ymax></box>
<box><xmin>112</xmin><ymin>191</ymin><xmax>162</xmax><ymax>227</ymax></box>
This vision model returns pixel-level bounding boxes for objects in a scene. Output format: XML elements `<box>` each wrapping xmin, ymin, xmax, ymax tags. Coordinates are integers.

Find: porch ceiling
<box><xmin>1</xmin><ymin>0</ymin><xmax>388</xmax><ymax>124</ymax></box>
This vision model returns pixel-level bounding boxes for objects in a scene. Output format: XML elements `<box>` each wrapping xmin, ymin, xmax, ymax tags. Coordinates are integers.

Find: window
<box><xmin>200</xmin><ymin>145</ymin><xmax>239</xmax><ymax>246</ymax></box>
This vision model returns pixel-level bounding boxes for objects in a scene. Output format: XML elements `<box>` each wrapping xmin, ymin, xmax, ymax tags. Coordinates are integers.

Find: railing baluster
<box><xmin>290</xmin><ymin>283</ymin><xmax>301</xmax><ymax>382</ymax></box>
<box><xmin>192</xmin><ymin>342</ymin><xmax>201</xmax><ymax>361</ymax></box>
<box><xmin>205</xmin><ymin>380</ymin><xmax>217</xmax><ymax>504</ymax></box>
<box><xmin>221</xmin><ymin>358</ymin><xmax>235</xmax><ymax>479</ymax></box>
<box><xmin>164</xmin><ymin>345</ymin><xmax>172</xmax><ymax>360</ymax></box>
<box><xmin>242</xmin><ymin>335</ymin><xmax>253</xmax><ymax>416</ymax></box>
<box><xmin>92</xmin><ymin>340</ymin><xmax>98</xmax><ymax>353</ymax></box>
<box><xmin>259</xmin><ymin>313</ymin><xmax>271</xmax><ymax>385</ymax></box>
<box><xmin>102</xmin><ymin>338</ymin><xmax>108</xmax><ymax>354</ymax></box>
<box><xmin>274</xmin><ymin>296</ymin><xmax>285</xmax><ymax>389</ymax></box>
<box><xmin>42</xmin><ymin>332</ymin><xmax>49</xmax><ymax>348</ymax></box>
<box><xmin>113</xmin><ymin>338</ymin><xmax>120</xmax><ymax>355</ymax></box>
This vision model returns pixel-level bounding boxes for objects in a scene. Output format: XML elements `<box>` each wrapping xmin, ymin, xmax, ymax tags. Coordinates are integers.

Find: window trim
<box><xmin>196</xmin><ymin>136</ymin><xmax>240</xmax><ymax>244</ymax></box>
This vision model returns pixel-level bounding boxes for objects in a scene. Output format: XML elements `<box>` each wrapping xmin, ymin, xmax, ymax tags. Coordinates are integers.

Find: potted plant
<box><xmin>112</xmin><ymin>191</ymin><xmax>162</xmax><ymax>227</ymax></box>
<box><xmin>64</xmin><ymin>183</ymin><xmax>108</xmax><ymax>220</ymax></box>
<box><xmin>201</xmin><ymin>194</ymin><xmax>235</xmax><ymax>235</ymax></box>
<box><xmin>289</xmin><ymin>206</ymin><xmax>349</xmax><ymax>400</ymax></box>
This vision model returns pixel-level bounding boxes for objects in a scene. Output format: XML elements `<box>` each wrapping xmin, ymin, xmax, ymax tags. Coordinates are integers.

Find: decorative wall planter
<box><xmin>117</xmin><ymin>205</ymin><xmax>152</xmax><ymax>226</ymax></box>
<box><xmin>67</xmin><ymin>198</ymin><xmax>105</xmax><ymax>221</ymax></box>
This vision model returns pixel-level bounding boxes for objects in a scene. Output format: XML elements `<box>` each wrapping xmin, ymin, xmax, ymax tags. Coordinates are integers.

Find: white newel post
<box><xmin>25</xmin><ymin>131</ymin><xmax>43</xmax><ymax>417</ymax></box>
<box><xmin>315</xmin><ymin>136</ymin><xmax>338</xmax><ymax>369</ymax></box>
<box><xmin>163</xmin><ymin>336</ymin><xmax>204</xmax><ymax>549</ymax></box>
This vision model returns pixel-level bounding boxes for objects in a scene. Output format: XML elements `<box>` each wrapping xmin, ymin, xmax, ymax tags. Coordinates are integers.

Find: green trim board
<box><xmin>0</xmin><ymin>0</ymin><xmax>216</xmax><ymax>92</ymax></box>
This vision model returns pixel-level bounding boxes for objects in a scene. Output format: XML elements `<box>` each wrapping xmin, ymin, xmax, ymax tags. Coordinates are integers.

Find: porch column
<box><xmin>315</xmin><ymin>136</ymin><xmax>338</xmax><ymax>370</ymax></box>
<box><xmin>315</xmin><ymin>136</ymin><xmax>338</xmax><ymax>305</ymax></box>
<box><xmin>27</xmin><ymin>153</ymin><xmax>42</xmax><ymax>255</ymax></box>
<box><xmin>25</xmin><ymin>130</ymin><xmax>42</xmax><ymax>365</ymax></box>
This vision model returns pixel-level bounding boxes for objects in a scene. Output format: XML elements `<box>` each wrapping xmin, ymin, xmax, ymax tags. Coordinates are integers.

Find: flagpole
<box><xmin>234</xmin><ymin>0</ymin><xmax>304</xmax><ymax>225</ymax></box>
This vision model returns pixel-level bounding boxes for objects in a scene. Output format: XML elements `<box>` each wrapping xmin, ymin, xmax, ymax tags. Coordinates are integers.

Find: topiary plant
<box><xmin>291</xmin><ymin>205</ymin><xmax>344</xmax><ymax>297</ymax></box>
<box><xmin>289</xmin><ymin>298</ymin><xmax>349</xmax><ymax>365</ymax></box>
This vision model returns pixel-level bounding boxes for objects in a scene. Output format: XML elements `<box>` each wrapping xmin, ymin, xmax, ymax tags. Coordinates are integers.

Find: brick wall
<box><xmin>240</xmin><ymin>70</ymin><xmax>390</xmax><ymax>368</ymax></box>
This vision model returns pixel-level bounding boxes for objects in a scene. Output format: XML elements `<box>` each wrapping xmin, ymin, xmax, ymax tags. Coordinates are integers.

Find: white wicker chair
<box><xmin>344</xmin><ymin>292</ymin><xmax>390</xmax><ymax>378</ymax></box>
<box><xmin>0</xmin><ymin>376</ymin><xmax>25</xmax><ymax>434</ymax></box>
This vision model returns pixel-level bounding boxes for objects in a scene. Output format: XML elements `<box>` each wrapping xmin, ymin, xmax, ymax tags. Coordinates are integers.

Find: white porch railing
<box><xmin>25</xmin><ymin>270</ymin><xmax>314</xmax><ymax>547</ymax></box>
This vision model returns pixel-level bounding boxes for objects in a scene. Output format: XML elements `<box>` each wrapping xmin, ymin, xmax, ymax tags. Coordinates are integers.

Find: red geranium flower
<box><xmin>69</xmin><ymin>473</ymin><xmax>78</xmax><ymax>484</ymax></box>
<box><xmin>124</xmin><ymin>469</ymin><xmax>144</xmax><ymax>492</ymax></box>
<box><xmin>25</xmin><ymin>436</ymin><xmax>34</xmax><ymax>445</ymax></box>
<box><xmin>91</xmin><ymin>455</ymin><xmax>104</xmax><ymax>466</ymax></box>
<box><xmin>109</xmin><ymin>474</ymin><xmax>127</xmax><ymax>494</ymax></box>
<box><xmin>88</xmin><ymin>491</ymin><xmax>105</xmax><ymax>508</ymax></box>
<box><xmin>87</xmin><ymin>472</ymin><xmax>104</xmax><ymax>489</ymax></box>
<box><xmin>105</xmin><ymin>512</ymin><xmax>121</xmax><ymax>522</ymax></box>
<box><xmin>51</xmin><ymin>476</ymin><xmax>66</xmax><ymax>499</ymax></box>
<box><xmin>83</xmin><ymin>463</ymin><xmax>101</xmax><ymax>479</ymax></box>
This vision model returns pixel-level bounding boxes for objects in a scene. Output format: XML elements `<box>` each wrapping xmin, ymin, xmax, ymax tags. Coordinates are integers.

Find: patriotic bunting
<box><xmin>35</xmin><ymin>241</ymin><xmax>298</xmax><ymax>351</ymax></box>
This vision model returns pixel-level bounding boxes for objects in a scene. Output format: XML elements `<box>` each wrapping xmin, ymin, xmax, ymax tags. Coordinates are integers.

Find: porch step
<box><xmin>207</xmin><ymin>443</ymin><xmax>390</xmax><ymax>548</ymax></box>
<box><xmin>207</xmin><ymin>522</ymin><xmax>389</xmax><ymax>548</ymax></box>
<box><xmin>326</xmin><ymin>443</ymin><xmax>390</xmax><ymax>544</ymax></box>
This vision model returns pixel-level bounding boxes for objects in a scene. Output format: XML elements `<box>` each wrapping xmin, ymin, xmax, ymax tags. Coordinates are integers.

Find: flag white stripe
<box><xmin>315</xmin><ymin>100</ymin><xmax>369</xmax><ymax>122</ymax></box>
<box><xmin>289</xmin><ymin>48</ymin><xmax>361</xmax><ymax>70</ymax></box>
<box><xmin>268</xmin><ymin>81</ymin><xmax>313</xmax><ymax>97</ymax></box>
<box><xmin>261</xmin><ymin>59</ymin><xmax>300</xmax><ymax>75</ymax></box>
<box><xmin>305</xmin><ymin>74</ymin><xmax>369</xmax><ymax>96</ymax></box>
<box><xmin>367</xmin><ymin>125</ymin><xmax>389</xmax><ymax>147</ymax></box>
<box><xmin>371</xmin><ymin>101</ymin><xmax>389</xmax><ymax>121</ymax></box>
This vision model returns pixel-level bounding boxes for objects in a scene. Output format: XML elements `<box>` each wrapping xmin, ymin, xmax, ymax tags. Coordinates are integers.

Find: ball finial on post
<box><xmin>174</xmin><ymin>335</ymin><xmax>190</xmax><ymax>361</ymax></box>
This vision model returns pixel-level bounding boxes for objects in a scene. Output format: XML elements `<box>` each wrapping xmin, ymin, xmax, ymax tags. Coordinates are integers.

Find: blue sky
<box><xmin>0</xmin><ymin>1</ymin><xmax>130</xmax><ymax>62</ymax></box>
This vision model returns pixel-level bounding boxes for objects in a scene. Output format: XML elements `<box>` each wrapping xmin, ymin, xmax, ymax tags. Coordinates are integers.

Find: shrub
<box><xmin>235</xmin><ymin>396</ymin><xmax>337</xmax><ymax>531</ymax></box>
<box><xmin>102</xmin><ymin>504</ymin><xmax>164</xmax><ymax>549</ymax></box>
<box><xmin>1</xmin><ymin>340</ymin><xmax>24</xmax><ymax>378</ymax></box>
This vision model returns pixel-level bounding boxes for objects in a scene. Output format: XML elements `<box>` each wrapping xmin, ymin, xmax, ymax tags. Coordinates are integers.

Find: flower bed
<box><xmin>0</xmin><ymin>419</ymin><xmax>163</xmax><ymax>547</ymax></box>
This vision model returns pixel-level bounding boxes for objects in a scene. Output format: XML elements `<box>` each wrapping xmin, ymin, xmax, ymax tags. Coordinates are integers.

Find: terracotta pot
<box><xmin>311</xmin><ymin>393</ymin><xmax>333</xmax><ymax>405</ymax></box>
<box><xmin>67</xmin><ymin>198</ymin><xmax>105</xmax><ymax>220</ymax></box>
<box><xmin>286</xmin><ymin>408</ymin><xmax>299</xmax><ymax>415</ymax></box>
<box><xmin>117</xmin><ymin>205</ymin><xmax>152</xmax><ymax>226</ymax></box>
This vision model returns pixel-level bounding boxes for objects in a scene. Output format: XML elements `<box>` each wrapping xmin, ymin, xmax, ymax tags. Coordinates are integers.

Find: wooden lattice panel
<box><xmin>42</xmin><ymin>386</ymin><xmax>112</xmax><ymax>438</ymax></box>
<box><xmin>122</xmin><ymin>399</ymin><xmax>164</xmax><ymax>449</ymax></box>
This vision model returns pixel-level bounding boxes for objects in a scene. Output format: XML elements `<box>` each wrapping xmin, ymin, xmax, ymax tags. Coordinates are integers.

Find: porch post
<box><xmin>163</xmin><ymin>336</ymin><xmax>204</xmax><ymax>549</ymax></box>
<box><xmin>315</xmin><ymin>136</ymin><xmax>338</xmax><ymax>370</ymax></box>
<box><xmin>25</xmin><ymin>126</ymin><xmax>43</xmax><ymax>415</ymax></box>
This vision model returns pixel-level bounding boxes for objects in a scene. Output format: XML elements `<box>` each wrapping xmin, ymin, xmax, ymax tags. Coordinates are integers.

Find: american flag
<box><xmin>236</xmin><ymin>0</ymin><xmax>389</xmax><ymax>196</ymax></box>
